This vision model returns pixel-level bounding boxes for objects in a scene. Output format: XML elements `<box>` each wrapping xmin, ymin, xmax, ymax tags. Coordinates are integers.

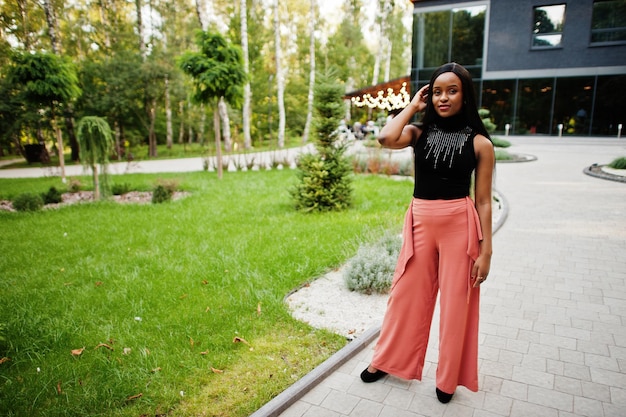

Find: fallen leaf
<box><xmin>205</xmin><ymin>307</ymin><xmax>210</xmax><ymax>313</ymax></box>
<box><xmin>71</xmin><ymin>347</ymin><xmax>85</xmax><ymax>356</ymax></box>
<box><xmin>211</xmin><ymin>367</ymin><xmax>224</xmax><ymax>374</ymax></box>
<box><xmin>123</xmin><ymin>348</ymin><xmax>132</xmax><ymax>355</ymax></box>
<box><xmin>200</xmin><ymin>351</ymin><xmax>209</xmax><ymax>355</ymax></box>
<box><xmin>95</xmin><ymin>343</ymin><xmax>114</xmax><ymax>351</ymax></box>
<box><xmin>256</xmin><ymin>302</ymin><xmax>262</xmax><ymax>316</ymax></box>
<box><xmin>189</xmin><ymin>337</ymin><xmax>194</xmax><ymax>348</ymax></box>
<box><xmin>233</xmin><ymin>336</ymin><xmax>250</xmax><ymax>346</ymax></box>
<box><xmin>179</xmin><ymin>294</ymin><xmax>188</xmax><ymax>299</ymax></box>
<box><xmin>151</xmin><ymin>367</ymin><xmax>161</xmax><ymax>373</ymax></box>
<box><xmin>126</xmin><ymin>393</ymin><xmax>143</xmax><ymax>401</ymax></box>
<box><xmin>95</xmin><ymin>281</ymin><xmax>103</xmax><ymax>287</ymax></box>
<box><xmin>0</xmin><ymin>357</ymin><xmax>9</xmax><ymax>365</ymax></box>
<box><xmin>348</xmin><ymin>329</ymin><xmax>356</xmax><ymax>335</ymax></box>
<box><xmin>56</xmin><ymin>381</ymin><xmax>62</xmax><ymax>395</ymax></box>
<box><xmin>202</xmin><ymin>280</ymin><xmax>208</xmax><ymax>285</ymax></box>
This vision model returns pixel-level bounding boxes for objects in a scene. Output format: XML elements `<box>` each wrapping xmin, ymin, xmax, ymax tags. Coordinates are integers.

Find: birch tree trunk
<box><xmin>273</xmin><ymin>0</ymin><xmax>286</xmax><ymax>148</ymax></box>
<box><xmin>135</xmin><ymin>0</ymin><xmax>146</xmax><ymax>58</ymax></box>
<box><xmin>218</xmin><ymin>97</ymin><xmax>231</xmax><ymax>152</ymax></box>
<box><xmin>302</xmin><ymin>0</ymin><xmax>317</xmax><ymax>144</ymax></box>
<box><xmin>165</xmin><ymin>74</ymin><xmax>173</xmax><ymax>149</ymax></box>
<box><xmin>178</xmin><ymin>101</ymin><xmax>185</xmax><ymax>144</ymax></box>
<box><xmin>42</xmin><ymin>0</ymin><xmax>60</xmax><ymax>53</ymax></box>
<box><xmin>240</xmin><ymin>0</ymin><xmax>252</xmax><ymax>149</ymax></box>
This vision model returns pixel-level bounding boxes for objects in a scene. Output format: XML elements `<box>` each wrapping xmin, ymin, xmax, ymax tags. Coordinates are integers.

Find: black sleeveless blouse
<box><xmin>411</xmin><ymin>115</ymin><xmax>477</xmax><ymax>200</ymax></box>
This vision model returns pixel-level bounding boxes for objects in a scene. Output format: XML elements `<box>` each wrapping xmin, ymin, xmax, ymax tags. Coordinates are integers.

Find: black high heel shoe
<box><xmin>436</xmin><ymin>388</ymin><xmax>454</xmax><ymax>403</ymax></box>
<box><xmin>360</xmin><ymin>367</ymin><xmax>387</xmax><ymax>383</ymax></box>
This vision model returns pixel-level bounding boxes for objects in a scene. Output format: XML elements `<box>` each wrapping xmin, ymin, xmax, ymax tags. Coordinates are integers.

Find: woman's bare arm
<box><xmin>377</xmin><ymin>84</ymin><xmax>429</xmax><ymax>149</ymax></box>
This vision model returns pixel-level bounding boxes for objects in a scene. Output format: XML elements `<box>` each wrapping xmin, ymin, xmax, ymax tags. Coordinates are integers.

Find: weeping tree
<box><xmin>178</xmin><ymin>31</ymin><xmax>246</xmax><ymax>179</ymax></box>
<box><xmin>290</xmin><ymin>70</ymin><xmax>353</xmax><ymax>212</ymax></box>
<box><xmin>76</xmin><ymin>116</ymin><xmax>114</xmax><ymax>200</ymax></box>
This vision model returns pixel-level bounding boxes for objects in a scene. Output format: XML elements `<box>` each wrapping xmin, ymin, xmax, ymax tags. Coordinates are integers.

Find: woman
<box><xmin>360</xmin><ymin>62</ymin><xmax>494</xmax><ymax>404</ymax></box>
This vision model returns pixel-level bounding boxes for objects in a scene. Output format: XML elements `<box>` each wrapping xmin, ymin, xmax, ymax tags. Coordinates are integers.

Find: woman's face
<box><xmin>431</xmin><ymin>72</ymin><xmax>464</xmax><ymax>118</ymax></box>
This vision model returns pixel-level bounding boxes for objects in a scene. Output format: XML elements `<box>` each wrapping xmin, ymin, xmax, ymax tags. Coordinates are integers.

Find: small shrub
<box><xmin>68</xmin><ymin>178</ymin><xmax>81</xmax><ymax>193</ymax></box>
<box><xmin>491</xmin><ymin>137</ymin><xmax>511</xmax><ymax>148</ymax></box>
<box><xmin>111</xmin><ymin>182</ymin><xmax>131</xmax><ymax>195</ymax></box>
<box><xmin>151</xmin><ymin>180</ymin><xmax>177</xmax><ymax>204</ymax></box>
<box><xmin>41</xmin><ymin>187</ymin><xmax>63</xmax><ymax>204</ymax></box>
<box><xmin>13</xmin><ymin>193</ymin><xmax>44</xmax><ymax>212</ymax></box>
<box><xmin>608</xmin><ymin>156</ymin><xmax>626</xmax><ymax>169</ymax></box>
<box><xmin>343</xmin><ymin>233</ymin><xmax>402</xmax><ymax>294</ymax></box>
<box><xmin>152</xmin><ymin>185</ymin><xmax>173</xmax><ymax>204</ymax></box>
<box><xmin>495</xmin><ymin>149</ymin><xmax>514</xmax><ymax>161</ymax></box>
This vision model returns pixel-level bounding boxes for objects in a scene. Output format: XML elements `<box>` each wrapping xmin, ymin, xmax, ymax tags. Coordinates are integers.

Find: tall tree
<box><xmin>9</xmin><ymin>52</ymin><xmax>81</xmax><ymax>182</ymax></box>
<box><xmin>240</xmin><ymin>0</ymin><xmax>252</xmax><ymax>149</ymax></box>
<box><xmin>301</xmin><ymin>0</ymin><xmax>317</xmax><ymax>144</ymax></box>
<box><xmin>179</xmin><ymin>30</ymin><xmax>246</xmax><ymax>178</ymax></box>
<box><xmin>273</xmin><ymin>0</ymin><xmax>286</xmax><ymax>148</ymax></box>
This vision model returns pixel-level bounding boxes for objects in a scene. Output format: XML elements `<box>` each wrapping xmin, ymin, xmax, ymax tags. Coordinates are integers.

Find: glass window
<box><xmin>422</xmin><ymin>11</ymin><xmax>451</xmax><ymax>69</ymax></box>
<box><xmin>553</xmin><ymin>77</ymin><xmax>594</xmax><ymax>135</ymax></box>
<box><xmin>516</xmin><ymin>78</ymin><xmax>554</xmax><ymax>134</ymax></box>
<box><xmin>591</xmin><ymin>0</ymin><xmax>626</xmax><ymax>44</ymax></box>
<box><xmin>481</xmin><ymin>80</ymin><xmax>516</xmax><ymax>134</ymax></box>
<box><xmin>451</xmin><ymin>7</ymin><xmax>486</xmax><ymax>66</ymax></box>
<box><xmin>532</xmin><ymin>4</ymin><xmax>566</xmax><ymax>48</ymax></box>
<box><xmin>417</xmin><ymin>6</ymin><xmax>486</xmax><ymax>72</ymax></box>
<box><xmin>593</xmin><ymin>75</ymin><xmax>626</xmax><ymax>135</ymax></box>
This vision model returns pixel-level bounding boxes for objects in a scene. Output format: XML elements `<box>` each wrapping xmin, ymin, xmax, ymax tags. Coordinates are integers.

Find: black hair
<box><xmin>422</xmin><ymin>62</ymin><xmax>490</xmax><ymax>139</ymax></box>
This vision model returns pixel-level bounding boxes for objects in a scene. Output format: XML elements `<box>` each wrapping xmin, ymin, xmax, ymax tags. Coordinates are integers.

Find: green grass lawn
<box><xmin>0</xmin><ymin>169</ymin><xmax>412</xmax><ymax>417</ymax></box>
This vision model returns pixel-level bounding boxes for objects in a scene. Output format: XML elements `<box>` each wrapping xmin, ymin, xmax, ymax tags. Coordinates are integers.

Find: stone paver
<box><xmin>256</xmin><ymin>136</ymin><xmax>626</xmax><ymax>417</ymax></box>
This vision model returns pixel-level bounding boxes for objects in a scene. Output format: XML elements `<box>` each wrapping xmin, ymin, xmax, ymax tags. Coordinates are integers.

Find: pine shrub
<box><xmin>343</xmin><ymin>233</ymin><xmax>402</xmax><ymax>294</ymax></box>
<box><xmin>41</xmin><ymin>186</ymin><xmax>63</xmax><ymax>204</ymax></box>
<box><xmin>12</xmin><ymin>193</ymin><xmax>44</xmax><ymax>212</ymax></box>
<box><xmin>291</xmin><ymin>70</ymin><xmax>353</xmax><ymax>212</ymax></box>
<box><xmin>151</xmin><ymin>185</ymin><xmax>173</xmax><ymax>204</ymax></box>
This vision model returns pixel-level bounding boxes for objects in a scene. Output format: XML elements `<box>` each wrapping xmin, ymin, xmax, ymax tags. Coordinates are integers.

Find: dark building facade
<box><xmin>410</xmin><ymin>0</ymin><xmax>626</xmax><ymax>136</ymax></box>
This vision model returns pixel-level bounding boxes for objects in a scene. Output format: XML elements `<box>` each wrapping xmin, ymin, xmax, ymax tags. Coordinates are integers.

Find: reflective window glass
<box><xmin>516</xmin><ymin>78</ymin><xmax>554</xmax><ymax>134</ymax></box>
<box><xmin>591</xmin><ymin>0</ymin><xmax>626</xmax><ymax>44</ymax></box>
<box><xmin>532</xmin><ymin>4</ymin><xmax>566</xmax><ymax>48</ymax></box>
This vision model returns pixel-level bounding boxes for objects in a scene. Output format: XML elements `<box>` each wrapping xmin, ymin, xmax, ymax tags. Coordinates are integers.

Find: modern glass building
<box><xmin>409</xmin><ymin>0</ymin><xmax>626</xmax><ymax>136</ymax></box>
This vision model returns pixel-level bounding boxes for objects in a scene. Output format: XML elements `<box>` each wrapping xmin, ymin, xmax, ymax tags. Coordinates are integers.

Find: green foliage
<box><xmin>12</xmin><ymin>193</ymin><xmax>44</xmax><ymax>212</ymax></box>
<box><xmin>41</xmin><ymin>186</ymin><xmax>63</xmax><ymax>204</ymax></box>
<box><xmin>479</xmin><ymin>108</ymin><xmax>496</xmax><ymax>134</ymax></box>
<box><xmin>178</xmin><ymin>31</ymin><xmax>247</xmax><ymax>107</ymax></box>
<box><xmin>291</xmin><ymin>71</ymin><xmax>353</xmax><ymax>212</ymax></box>
<box><xmin>110</xmin><ymin>182</ymin><xmax>132</xmax><ymax>195</ymax></box>
<box><xmin>344</xmin><ymin>233</ymin><xmax>402</xmax><ymax>294</ymax></box>
<box><xmin>608</xmin><ymin>156</ymin><xmax>626</xmax><ymax>169</ymax></box>
<box><xmin>151</xmin><ymin>185</ymin><xmax>173</xmax><ymax>203</ymax></box>
<box><xmin>76</xmin><ymin>116</ymin><xmax>114</xmax><ymax>167</ymax></box>
<box><xmin>491</xmin><ymin>136</ymin><xmax>511</xmax><ymax>148</ymax></box>
<box><xmin>495</xmin><ymin>149</ymin><xmax>514</xmax><ymax>160</ymax></box>
<box><xmin>151</xmin><ymin>179</ymin><xmax>179</xmax><ymax>204</ymax></box>
<box><xmin>9</xmin><ymin>52</ymin><xmax>81</xmax><ymax>107</ymax></box>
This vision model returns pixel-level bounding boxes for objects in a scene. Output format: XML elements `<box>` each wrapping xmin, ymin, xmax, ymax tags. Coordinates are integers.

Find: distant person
<box><xmin>360</xmin><ymin>62</ymin><xmax>495</xmax><ymax>404</ymax></box>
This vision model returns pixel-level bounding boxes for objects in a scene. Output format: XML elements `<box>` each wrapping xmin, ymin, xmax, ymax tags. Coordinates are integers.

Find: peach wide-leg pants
<box><xmin>371</xmin><ymin>197</ymin><xmax>482</xmax><ymax>393</ymax></box>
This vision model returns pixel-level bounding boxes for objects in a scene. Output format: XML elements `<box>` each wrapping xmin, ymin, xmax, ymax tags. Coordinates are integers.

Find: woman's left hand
<box><xmin>472</xmin><ymin>254</ymin><xmax>491</xmax><ymax>287</ymax></box>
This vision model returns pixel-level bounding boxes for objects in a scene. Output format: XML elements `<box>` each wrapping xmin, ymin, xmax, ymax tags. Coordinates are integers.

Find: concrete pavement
<box><xmin>254</xmin><ymin>136</ymin><xmax>626</xmax><ymax>417</ymax></box>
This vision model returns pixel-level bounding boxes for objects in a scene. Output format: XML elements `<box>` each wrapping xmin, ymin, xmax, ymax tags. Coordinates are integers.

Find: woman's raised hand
<box><xmin>410</xmin><ymin>84</ymin><xmax>429</xmax><ymax>113</ymax></box>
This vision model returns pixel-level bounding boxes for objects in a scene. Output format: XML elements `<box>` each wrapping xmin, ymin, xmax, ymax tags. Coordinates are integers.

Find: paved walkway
<box><xmin>253</xmin><ymin>137</ymin><xmax>626</xmax><ymax>417</ymax></box>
